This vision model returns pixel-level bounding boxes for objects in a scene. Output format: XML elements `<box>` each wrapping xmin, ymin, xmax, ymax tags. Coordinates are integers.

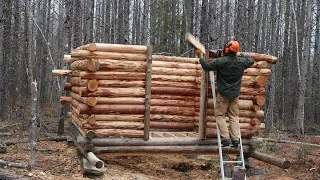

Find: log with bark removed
<box><xmin>77</xmin><ymin>43</ymin><xmax>147</xmax><ymax>53</ymax></box>
<box><xmin>71</xmin><ymin>50</ymin><xmax>147</xmax><ymax>61</ymax></box>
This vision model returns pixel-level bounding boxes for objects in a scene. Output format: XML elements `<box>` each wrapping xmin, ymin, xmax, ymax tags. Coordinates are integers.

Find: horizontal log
<box><xmin>151</xmin><ymin>95</ymin><xmax>199</xmax><ymax>101</ymax></box>
<box><xmin>76</xmin><ymin>137</ymin><xmax>264</xmax><ymax>146</ymax></box>
<box><xmin>251</xmin><ymin>61</ymin><xmax>268</xmax><ymax>68</ymax></box>
<box><xmin>73</xmin><ymin>87</ymin><xmax>145</xmax><ymax>97</ymax></box>
<box><xmin>78</xmin><ymin>71</ymin><xmax>146</xmax><ymax>80</ymax></box>
<box><xmin>98</xmin><ymin>80</ymin><xmax>144</xmax><ymax>88</ymax></box>
<box><xmin>78</xmin><ymin>43</ymin><xmax>147</xmax><ymax>53</ymax></box>
<box><xmin>152</xmin><ymin>87</ymin><xmax>200</xmax><ymax>96</ymax></box>
<box><xmin>244</xmin><ymin>68</ymin><xmax>272</xmax><ymax>76</ymax></box>
<box><xmin>52</xmin><ymin>69</ymin><xmax>73</xmax><ymax>76</ymax></box>
<box><xmin>150</xmin><ymin>121</ymin><xmax>194</xmax><ymax>130</ymax></box>
<box><xmin>64</xmin><ymin>83</ymin><xmax>72</xmax><ymax>91</ymax></box>
<box><xmin>71</xmin><ymin>93</ymin><xmax>97</xmax><ymax>106</ymax></box>
<box><xmin>206</xmin><ymin>128</ymin><xmax>260</xmax><ymax>138</ymax></box>
<box><xmin>60</xmin><ymin>96</ymin><xmax>72</xmax><ymax>104</ymax></box>
<box><xmin>152</xmin><ymin>55</ymin><xmax>199</xmax><ymax>64</ymax></box>
<box><xmin>71</xmin><ymin>50</ymin><xmax>147</xmax><ymax>61</ymax></box>
<box><xmin>70</xmin><ymin>77</ymin><xmax>88</xmax><ymax>87</ymax></box>
<box><xmin>205</xmin><ymin>122</ymin><xmax>265</xmax><ymax>130</ymax></box>
<box><xmin>249</xmin><ymin>151</ymin><xmax>291</xmax><ymax>169</ymax></box>
<box><xmin>76</xmin><ymin>103</ymin><xmax>145</xmax><ymax>115</ymax></box>
<box><xmin>239</xmin><ymin>95</ymin><xmax>266</xmax><ymax>106</ymax></box>
<box><xmin>70</xmin><ymin>59</ymin><xmax>100</xmax><ymax>72</ymax></box>
<box><xmin>152</xmin><ymin>67</ymin><xmax>200</xmax><ymax>76</ymax></box>
<box><xmin>208</xmin><ymin>50</ymin><xmax>278</xmax><ymax>64</ymax></box>
<box><xmin>63</xmin><ymin>54</ymin><xmax>81</xmax><ymax>63</ymax></box>
<box><xmin>152</xmin><ymin>74</ymin><xmax>199</xmax><ymax>83</ymax></box>
<box><xmin>89</xmin><ymin>129</ymin><xmax>144</xmax><ymax>138</ymax></box>
<box><xmin>92</xmin><ymin>145</ymin><xmax>250</xmax><ymax>155</ymax></box>
<box><xmin>92</xmin><ymin>121</ymin><xmax>144</xmax><ymax>130</ymax></box>
<box><xmin>153</xmin><ymin>60</ymin><xmax>198</xmax><ymax>69</ymax></box>
<box><xmin>152</xmin><ymin>81</ymin><xmax>198</xmax><ymax>89</ymax></box>
<box><xmin>241</xmin><ymin>76</ymin><xmax>267</xmax><ymax>87</ymax></box>
<box><xmin>150</xmin><ymin>106</ymin><xmax>195</xmax><ymax>116</ymax></box>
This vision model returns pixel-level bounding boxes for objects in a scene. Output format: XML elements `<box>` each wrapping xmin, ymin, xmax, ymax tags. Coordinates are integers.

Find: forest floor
<box><xmin>0</xmin><ymin>113</ymin><xmax>320</xmax><ymax>180</ymax></box>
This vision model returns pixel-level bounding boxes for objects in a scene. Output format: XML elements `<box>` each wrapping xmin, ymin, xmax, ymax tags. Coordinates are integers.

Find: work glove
<box><xmin>236</xmin><ymin>52</ymin><xmax>242</xmax><ymax>57</ymax></box>
<box><xmin>216</xmin><ymin>49</ymin><xmax>223</xmax><ymax>58</ymax></box>
<box><xmin>195</xmin><ymin>49</ymin><xmax>204</xmax><ymax>58</ymax></box>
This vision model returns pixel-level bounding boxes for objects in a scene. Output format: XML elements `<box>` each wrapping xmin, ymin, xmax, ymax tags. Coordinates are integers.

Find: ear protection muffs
<box><xmin>223</xmin><ymin>40</ymin><xmax>240</xmax><ymax>55</ymax></box>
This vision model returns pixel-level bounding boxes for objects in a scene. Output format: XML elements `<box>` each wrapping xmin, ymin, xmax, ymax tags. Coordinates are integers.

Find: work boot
<box><xmin>221</xmin><ymin>139</ymin><xmax>231</xmax><ymax>147</ymax></box>
<box><xmin>231</xmin><ymin>139</ymin><xmax>239</xmax><ymax>148</ymax></box>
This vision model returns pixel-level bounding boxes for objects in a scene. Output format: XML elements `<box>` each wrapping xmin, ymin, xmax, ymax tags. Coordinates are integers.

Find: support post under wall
<box><xmin>144</xmin><ymin>46</ymin><xmax>152</xmax><ymax>140</ymax></box>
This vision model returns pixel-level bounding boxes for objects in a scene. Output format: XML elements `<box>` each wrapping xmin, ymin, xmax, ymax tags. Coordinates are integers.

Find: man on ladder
<box><xmin>196</xmin><ymin>40</ymin><xmax>254</xmax><ymax>179</ymax></box>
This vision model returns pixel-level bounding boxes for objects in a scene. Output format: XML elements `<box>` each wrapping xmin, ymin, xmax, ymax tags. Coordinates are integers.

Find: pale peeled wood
<box><xmin>153</xmin><ymin>60</ymin><xmax>198</xmax><ymax>69</ymax></box>
<box><xmin>250</xmin><ymin>151</ymin><xmax>291</xmax><ymax>169</ymax></box>
<box><xmin>152</xmin><ymin>74</ymin><xmax>198</xmax><ymax>83</ymax></box>
<box><xmin>152</xmin><ymin>55</ymin><xmax>199</xmax><ymax>64</ymax></box>
<box><xmin>72</xmin><ymin>87</ymin><xmax>145</xmax><ymax>97</ymax></box>
<box><xmin>85</xmin><ymin>152</ymin><xmax>104</xmax><ymax>169</ymax></box>
<box><xmin>151</xmin><ymin>87</ymin><xmax>200</xmax><ymax>96</ymax></box>
<box><xmin>78</xmin><ymin>43</ymin><xmax>147</xmax><ymax>53</ymax></box>
<box><xmin>64</xmin><ymin>54</ymin><xmax>81</xmax><ymax>63</ymax></box>
<box><xmin>88</xmin><ymin>79</ymin><xmax>99</xmax><ymax>91</ymax></box>
<box><xmin>241</xmin><ymin>76</ymin><xmax>267</xmax><ymax>87</ymax></box>
<box><xmin>150</xmin><ymin>106</ymin><xmax>195</xmax><ymax>116</ymax></box>
<box><xmin>150</xmin><ymin>121</ymin><xmax>194</xmax><ymax>130</ymax></box>
<box><xmin>151</xmin><ymin>95</ymin><xmax>199</xmax><ymax>101</ymax></box>
<box><xmin>93</xmin><ymin>121</ymin><xmax>144</xmax><ymax>130</ymax></box>
<box><xmin>71</xmin><ymin>50</ymin><xmax>147</xmax><ymax>61</ymax></box>
<box><xmin>244</xmin><ymin>68</ymin><xmax>272</xmax><ymax>76</ymax></box>
<box><xmin>251</xmin><ymin>61</ymin><xmax>268</xmax><ymax>68</ymax></box>
<box><xmin>152</xmin><ymin>67</ymin><xmax>200</xmax><ymax>76</ymax></box>
<box><xmin>90</xmin><ymin>129</ymin><xmax>144</xmax><ymax>138</ymax></box>
<box><xmin>152</xmin><ymin>81</ymin><xmax>198</xmax><ymax>89</ymax></box>
<box><xmin>208</xmin><ymin>50</ymin><xmax>278</xmax><ymax>64</ymax></box>
<box><xmin>185</xmin><ymin>32</ymin><xmax>206</xmax><ymax>54</ymax></box>
<box><xmin>206</xmin><ymin>128</ymin><xmax>259</xmax><ymax>138</ymax></box>
<box><xmin>79</xmin><ymin>71</ymin><xmax>146</xmax><ymax>80</ymax></box>
<box><xmin>52</xmin><ymin>69</ymin><xmax>73</xmax><ymax>76</ymax></box>
<box><xmin>94</xmin><ymin>114</ymin><xmax>144</xmax><ymax>122</ymax></box>
<box><xmin>90</xmin><ymin>114</ymin><xmax>194</xmax><ymax>123</ymax></box>
<box><xmin>70</xmin><ymin>59</ymin><xmax>100</xmax><ymax>72</ymax></box>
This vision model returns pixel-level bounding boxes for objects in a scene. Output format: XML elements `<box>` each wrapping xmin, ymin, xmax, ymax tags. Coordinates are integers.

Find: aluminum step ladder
<box><xmin>209</xmin><ymin>71</ymin><xmax>246</xmax><ymax>180</ymax></box>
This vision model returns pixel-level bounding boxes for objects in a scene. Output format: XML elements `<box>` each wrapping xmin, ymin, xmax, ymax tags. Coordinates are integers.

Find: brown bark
<box><xmin>64</xmin><ymin>83</ymin><xmax>72</xmax><ymax>91</ymax></box>
<box><xmin>71</xmin><ymin>50</ymin><xmax>147</xmax><ymax>61</ymax></box>
<box><xmin>70</xmin><ymin>59</ymin><xmax>100</xmax><ymax>72</ymax></box>
<box><xmin>60</xmin><ymin>96</ymin><xmax>72</xmax><ymax>104</ymax></box>
<box><xmin>70</xmin><ymin>77</ymin><xmax>88</xmax><ymax>86</ymax></box>
<box><xmin>151</xmin><ymin>95</ymin><xmax>199</xmax><ymax>101</ymax></box>
<box><xmin>78</xmin><ymin>43</ymin><xmax>147</xmax><ymax>53</ymax></box>
<box><xmin>249</xmin><ymin>151</ymin><xmax>291</xmax><ymax>169</ymax></box>
<box><xmin>150</xmin><ymin>121</ymin><xmax>194</xmax><ymax>130</ymax></box>
<box><xmin>73</xmin><ymin>87</ymin><xmax>145</xmax><ymax>97</ymax></box>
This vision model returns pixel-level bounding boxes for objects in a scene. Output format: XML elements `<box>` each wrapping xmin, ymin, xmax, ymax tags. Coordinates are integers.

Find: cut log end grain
<box><xmin>87</xmin><ymin>59</ymin><xmax>100</xmax><ymax>72</ymax></box>
<box><xmin>256</xmin><ymin>76</ymin><xmax>267</xmax><ymax>86</ymax></box>
<box><xmin>254</xmin><ymin>96</ymin><xmax>266</xmax><ymax>106</ymax></box>
<box><xmin>87</xmin><ymin>97</ymin><xmax>98</xmax><ymax>106</ymax></box>
<box><xmin>88</xmin><ymin>79</ymin><xmax>99</xmax><ymax>91</ymax></box>
<box><xmin>87</xmin><ymin>130</ymin><xmax>96</xmax><ymax>139</ymax></box>
<box><xmin>252</xmin><ymin>105</ymin><xmax>261</xmax><ymax>112</ymax></box>
<box><xmin>88</xmin><ymin>115</ymin><xmax>96</xmax><ymax>125</ymax></box>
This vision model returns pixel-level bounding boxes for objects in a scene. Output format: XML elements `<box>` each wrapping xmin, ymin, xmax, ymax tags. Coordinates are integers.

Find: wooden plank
<box><xmin>163</xmin><ymin>132</ymin><xmax>176</xmax><ymax>138</ymax></box>
<box><xmin>185</xmin><ymin>33</ymin><xmax>206</xmax><ymax>54</ymax></box>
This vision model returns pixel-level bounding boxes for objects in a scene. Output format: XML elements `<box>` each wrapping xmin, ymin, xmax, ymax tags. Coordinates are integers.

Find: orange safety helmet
<box><xmin>224</xmin><ymin>40</ymin><xmax>240</xmax><ymax>54</ymax></box>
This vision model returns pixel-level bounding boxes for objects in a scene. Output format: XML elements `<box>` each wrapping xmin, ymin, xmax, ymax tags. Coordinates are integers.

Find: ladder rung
<box><xmin>223</xmin><ymin>161</ymin><xmax>243</xmax><ymax>164</ymax></box>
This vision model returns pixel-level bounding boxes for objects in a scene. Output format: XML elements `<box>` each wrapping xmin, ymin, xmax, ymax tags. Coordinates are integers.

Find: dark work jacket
<box><xmin>199</xmin><ymin>53</ymin><xmax>254</xmax><ymax>99</ymax></box>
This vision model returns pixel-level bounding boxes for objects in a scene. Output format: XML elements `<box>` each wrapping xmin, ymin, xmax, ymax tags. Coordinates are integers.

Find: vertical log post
<box><xmin>144</xmin><ymin>46</ymin><xmax>152</xmax><ymax>140</ymax></box>
<box><xmin>199</xmin><ymin>50</ymin><xmax>209</xmax><ymax>139</ymax></box>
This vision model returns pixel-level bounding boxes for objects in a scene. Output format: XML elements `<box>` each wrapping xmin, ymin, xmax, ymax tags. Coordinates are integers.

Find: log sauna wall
<box><xmin>53</xmin><ymin>43</ymin><xmax>277</xmax><ymax>140</ymax></box>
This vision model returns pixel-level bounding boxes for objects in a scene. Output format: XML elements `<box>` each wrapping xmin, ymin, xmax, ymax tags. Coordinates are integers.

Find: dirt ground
<box><xmin>0</xmin><ymin>119</ymin><xmax>320</xmax><ymax>180</ymax></box>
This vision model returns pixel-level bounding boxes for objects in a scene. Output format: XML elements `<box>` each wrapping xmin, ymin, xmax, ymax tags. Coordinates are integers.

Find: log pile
<box><xmin>53</xmin><ymin>43</ymin><xmax>277</xmax><ymax>140</ymax></box>
<box><xmin>55</xmin><ymin>43</ymin><xmax>151</xmax><ymax>139</ymax></box>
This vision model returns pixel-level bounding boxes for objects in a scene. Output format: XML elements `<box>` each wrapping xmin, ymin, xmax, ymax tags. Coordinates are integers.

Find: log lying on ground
<box><xmin>208</xmin><ymin>50</ymin><xmax>278</xmax><ymax>64</ymax></box>
<box><xmin>77</xmin><ymin>43</ymin><xmax>147</xmax><ymax>53</ymax></box>
<box><xmin>71</xmin><ymin>50</ymin><xmax>147</xmax><ymax>61</ymax></box>
<box><xmin>92</xmin><ymin>145</ymin><xmax>250</xmax><ymax>155</ymax></box>
<box><xmin>249</xmin><ymin>151</ymin><xmax>291</xmax><ymax>169</ymax></box>
<box><xmin>0</xmin><ymin>160</ymin><xmax>27</xmax><ymax>168</ymax></box>
<box><xmin>85</xmin><ymin>152</ymin><xmax>104</xmax><ymax>169</ymax></box>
